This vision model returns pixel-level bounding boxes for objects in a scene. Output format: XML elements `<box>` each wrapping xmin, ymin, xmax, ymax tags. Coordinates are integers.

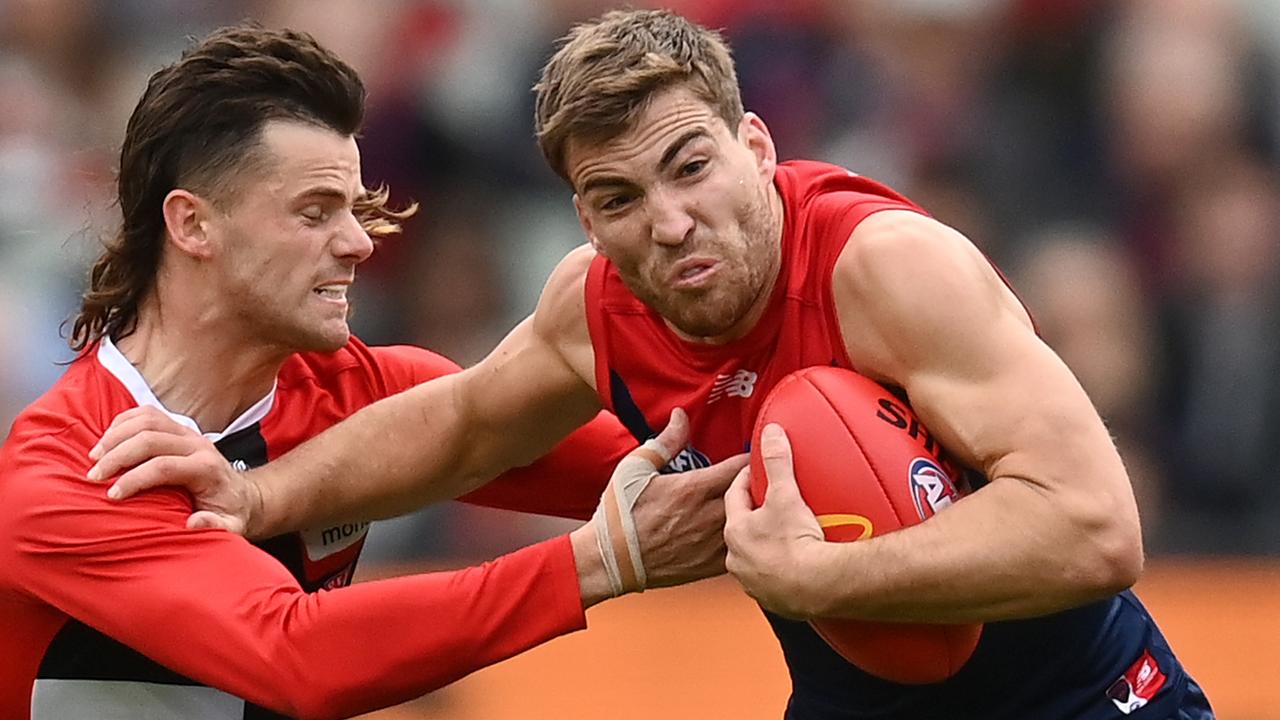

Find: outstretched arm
<box><xmin>12</xmin><ymin>409</ymin><xmax>742</xmax><ymax>718</ymax></box>
<box><xmin>8</xmin><ymin>423</ymin><xmax>589</xmax><ymax>720</ymax></box>
<box><xmin>725</xmin><ymin>210</ymin><xmax>1142</xmax><ymax>623</ymax></box>
<box><xmin>91</xmin><ymin>247</ymin><xmax>605</xmax><ymax>537</ymax></box>
<box><xmin>460</xmin><ymin>411</ymin><xmax>633</xmax><ymax>521</ymax></box>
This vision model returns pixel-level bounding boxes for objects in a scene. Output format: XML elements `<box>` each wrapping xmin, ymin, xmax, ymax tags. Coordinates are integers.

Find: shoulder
<box><xmin>6</xmin><ymin>356</ymin><xmax>129</xmax><ymax>445</ymax></box>
<box><xmin>780</xmin><ymin>163</ymin><xmax>927</xmax><ymax>254</ymax></box>
<box><xmin>836</xmin><ymin>210</ymin><xmax>997</xmax><ymax>303</ymax></box>
<box><xmin>3</xmin><ymin>362</ymin><xmax>132</xmax><ymax>498</ymax></box>
<box><xmin>367</xmin><ymin>344</ymin><xmax>461</xmax><ymax>382</ymax></box>
<box><xmin>285</xmin><ymin>337</ymin><xmax>463</xmax><ymax>400</ymax></box>
<box><xmin>833</xmin><ymin>211</ymin><xmax>1024</xmax><ymax>378</ymax></box>
<box><xmin>0</xmin><ymin>411</ymin><xmax>194</xmax><ymax>545</ymax></box>
<box><xmin>0</xmin><ymin>356</ymin><xmax>138</xmax><ymax>530</ymax></box>
<box><xmin>779</xmin><ymin>161</ymin><xmax>922</xmax><ymax>211</ymax></box>
<box><xmin>533</xmin><ymin>244</ymin><xmax>596</xmax><ymax>345</ymax></box>
<box><xmin>3</xmin><ymin>413</ymin><xmax>93</xmax><ymax>475</ymax></box>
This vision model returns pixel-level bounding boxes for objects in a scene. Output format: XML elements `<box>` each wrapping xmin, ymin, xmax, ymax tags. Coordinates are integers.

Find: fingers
<box><xmin>693</xmin><ymin>453</ymin><xmax>749</xmax><ymax>494</ymax></box>
<box><xmin>722</xmin><ymin>465</ymin><xmax>754</xmax><ymax>524</ymax></box>
<box><xmin>89</xmin><ymin>406</ymin><xmax>196</xmax><ymax>462</ymax></box>
<box><xmin>638</xmin><ymin>407</ymin><xmax>689</xmax><ymax>469</ymax></box>
<box><xmin>758</xmin><ymin>423</ymin><xmax>802</xmax><ymax>506</ymax></box>
<box><xmin>106</xmin><ymin>456</ymin><xmax>205</xmax><ymax>500</ymax></box>
<box><xmin>87</xmin><ymin>430</ymin><xmax>200</xmax><ymax>482</ymax></box>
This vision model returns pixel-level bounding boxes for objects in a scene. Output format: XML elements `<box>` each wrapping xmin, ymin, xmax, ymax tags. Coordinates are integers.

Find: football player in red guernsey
<box><xmin>92</xmin><ymin>10</ymin><xmax>1214</xmax><ymax>720</ymax></box>
<box><xmin>0</xmin><ymin>24</ymin><xmax>746</xmax><ymax>720</ymax></box>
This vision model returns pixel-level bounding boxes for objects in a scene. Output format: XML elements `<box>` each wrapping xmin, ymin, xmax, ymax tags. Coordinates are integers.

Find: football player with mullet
<box><xmin>0</xmin><ymin>24</ymin><xmax>749</xmax><ymax>720</ymax></box>
<box><xmin>91</xmin><ymin>10</ymin><xmax>1215</xmax><ymax>720</ymax></box>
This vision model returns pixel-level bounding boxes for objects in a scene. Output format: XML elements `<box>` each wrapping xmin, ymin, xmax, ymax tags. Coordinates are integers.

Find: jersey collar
<box><xmin>96</xmin><ymin>337</ymin><xmax>276</xmax><ymax>442</ymax></box>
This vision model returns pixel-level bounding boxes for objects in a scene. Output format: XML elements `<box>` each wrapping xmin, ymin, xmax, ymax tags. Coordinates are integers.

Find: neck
<box><xmin>115</xmin><ymin>286</ymin><xmax>288</xmax><ymax>434</ymax></box>
<box><xmin>668</xmin><ymin>183</ymin><xmax>786</xmax><ymax>346</ymax></box>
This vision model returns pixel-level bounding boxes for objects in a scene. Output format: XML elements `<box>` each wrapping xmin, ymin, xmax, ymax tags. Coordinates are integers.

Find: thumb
<box><xmin>187</xmin><ymin>511</ymin><xmax>243</xmax><ymax>535</ymax></box>
<box><xmin>648</xmin><ymin>407</ymin><xmax>690</xmax><ymax>464</ymax></box>
<box><xmin>759</xmin><ymin>423</ymin><xmax>800</xmax><ymax>506</ymax></box>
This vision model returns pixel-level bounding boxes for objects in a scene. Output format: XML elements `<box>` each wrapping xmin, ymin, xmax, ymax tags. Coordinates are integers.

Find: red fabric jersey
<box><xmin>585</xmin><ymin>159</ymin><xmax>922</xmax><ymax>463</ymax></box>
<box><xmin>582</xmin><ymin>160</ymin><xmax>1200</xmax><ymax>720</ymax></box>
<box><xmin>0</xmin><ymin>336</ymin><xmax>631</xmax><ymax>720</ymax></box>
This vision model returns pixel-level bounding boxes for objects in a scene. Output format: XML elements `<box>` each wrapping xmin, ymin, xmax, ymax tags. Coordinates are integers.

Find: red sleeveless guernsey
<box><xmin>582</xmin><ymin>159</ymin><xmax>1203</xmax><ymax>720</ymax></box>
<box><xmin>585</xmin><ymin>159</ymin><xmax>921</xmax><ymax>465</ymax></box>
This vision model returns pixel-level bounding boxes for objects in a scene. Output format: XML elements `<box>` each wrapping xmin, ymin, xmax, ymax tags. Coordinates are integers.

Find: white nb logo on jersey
<box><xmin>708</xmin><ymin>369</ymin><xmax>758</xmax><ymax>403</ymax></box>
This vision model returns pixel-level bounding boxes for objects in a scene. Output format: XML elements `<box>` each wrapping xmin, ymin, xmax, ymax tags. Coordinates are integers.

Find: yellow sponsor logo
<box><xmin>815</xmin><ymin>513</ymin><xmax>874</xmax><ymax>540</ymax></box>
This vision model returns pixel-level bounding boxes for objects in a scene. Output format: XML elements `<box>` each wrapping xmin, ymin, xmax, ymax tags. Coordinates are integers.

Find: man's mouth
<box><xmin>670</xmin><ymin>259</ymin><xmax>720</xmax><ymax>289</ymax></box>
<box><xmin>313</xmin><ymin>284</ymin><xmax>349</xmax><ymax>301</ymax></box>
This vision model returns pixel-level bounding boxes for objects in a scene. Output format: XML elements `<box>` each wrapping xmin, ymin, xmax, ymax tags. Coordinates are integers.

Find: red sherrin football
<box><xmin>748</xmin><ymin>366</ymin><xmax>982</xmax><ymax>684</ymax></box>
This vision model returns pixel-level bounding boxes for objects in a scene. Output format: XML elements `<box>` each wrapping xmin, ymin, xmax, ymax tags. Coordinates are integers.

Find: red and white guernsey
<box><xmin>0</xmin><ymin>336</ymin><xmax>632</xmax><ymax>720</ymax></box>
<box><xmin>584</xmin><ymin>160</ymin><xmax>1206</xmax><ymax>720</ymax></box>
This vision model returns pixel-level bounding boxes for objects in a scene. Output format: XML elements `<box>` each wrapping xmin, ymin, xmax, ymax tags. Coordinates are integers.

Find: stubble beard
<box><xmin>624</xmin><ymin>187</ymin><xmax>780</xmax><ymax>340</ymax></box>
<box><xmin>240</xmin><ymin>291</ymin><xmax>351</xmax><ymax>355</ymax></box>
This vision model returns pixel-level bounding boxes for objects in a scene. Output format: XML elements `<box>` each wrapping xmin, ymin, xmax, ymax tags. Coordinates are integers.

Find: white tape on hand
<box><xmin>591</xmin><ymin>438</ymin><xmax>670</xmax><ymax>596</ymax></box>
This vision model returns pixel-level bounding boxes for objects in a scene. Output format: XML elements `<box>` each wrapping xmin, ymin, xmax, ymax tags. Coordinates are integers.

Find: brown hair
<box><xmin>69</xmin><ymin>24</ymin><xmax>414</xmax><ymax>352</ymax></box>
<box><xmin>533</xmin><ymin>9</ymin><xmax>744</xmax><ymax>183</ymax></box>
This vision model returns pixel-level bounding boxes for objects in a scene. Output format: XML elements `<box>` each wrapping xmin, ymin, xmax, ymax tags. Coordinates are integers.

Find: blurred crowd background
<box><xmin>2</xmin><ymin>0</ymin><xmax>1279</xmax><ymax>561</ymax></box>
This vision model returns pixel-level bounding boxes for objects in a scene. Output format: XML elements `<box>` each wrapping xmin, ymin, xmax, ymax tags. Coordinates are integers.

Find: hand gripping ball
<box><xmin>749</xmin><ymin>366</ymin><xmax>982</xmax><ymax>684</ymax></box>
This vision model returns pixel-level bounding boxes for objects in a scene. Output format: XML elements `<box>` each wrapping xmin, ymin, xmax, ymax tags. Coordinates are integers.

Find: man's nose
<box><xmin>334</xmin><ymin>210</ymin><xmax>374</xmax><ymax>264</ymax></box>
<box><xmin>647</xmin><ymin>189</ymin><xmax>695</xmax><ymax>246</ymax></box>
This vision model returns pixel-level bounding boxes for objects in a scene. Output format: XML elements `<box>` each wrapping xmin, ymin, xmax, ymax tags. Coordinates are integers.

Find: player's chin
<box><xmin>300</xmin><ymin>321</ymin><xmax>351</xmax><ymax>353</ymax></box>
<box><xmin>668</xmin><ymin>304</ymin><xmax>740</xmax><ymax>339</ymax></box>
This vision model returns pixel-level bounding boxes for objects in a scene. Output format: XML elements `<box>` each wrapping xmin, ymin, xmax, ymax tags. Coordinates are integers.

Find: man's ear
<box><xmin>573</xmin><ymin>194</ymin><xmax>604</xmax><ymax>253</ymax></box>
<box><xmin>739</xmin><ymin>112</ymin><xmax>777</xmax><ymax>182</ymax></box>
<box><xmin>161</xmin><ymin>189</ymin><xmax>216</xmax><ymax>260</ymax></box>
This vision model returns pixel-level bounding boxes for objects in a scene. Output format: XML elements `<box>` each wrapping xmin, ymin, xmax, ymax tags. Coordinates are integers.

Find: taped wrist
<box><xmin>591</xmin><ymin>439</ymin><xmax>669</xmax><ymax>596</ymax></box>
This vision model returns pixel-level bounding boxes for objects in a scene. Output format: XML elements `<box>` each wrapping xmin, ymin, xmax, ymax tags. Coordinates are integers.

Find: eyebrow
<box><xmin>580</xmin><ymin>175</ymin><xmax>632</xmax><ymax>196</ymax></box>
<box><xmin>579</xmin><ymin>128</ymin><xmax>712</xmax><ymax>196</ymax></box>
<box><xmin>658</xmin><ymin>128</ymin><xmax>710</xmax><ymax>171</ymax></box>
<box><xmin>293</xmin><ymin>186</ymin><xmax>351</xmax><ymax>205</ymax></box>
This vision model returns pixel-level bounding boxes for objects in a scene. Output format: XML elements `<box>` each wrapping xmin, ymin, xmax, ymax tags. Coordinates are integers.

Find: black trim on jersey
<box><xmin>36</xmin><ymin>422</ymin><xmax>300</xmax><ymax>720</ymax></box>
<box><xmin>609</xmin><ymin>370</ymin><xmax>655</xmax><ymax>444</ymax></box>
<box><xmin>36</xmin><ymin>621</ymin><xmax>197</xmax><ymax>686</ymax></box>
<box><xmin>216</xmin><ymin>422</ymin><xmax>271</xmax><ymax>473</ymax></box>
<box><xmin>215</xmin><ymin>425</ymin><xmax>293</xmax><ymax>720</ymax></box>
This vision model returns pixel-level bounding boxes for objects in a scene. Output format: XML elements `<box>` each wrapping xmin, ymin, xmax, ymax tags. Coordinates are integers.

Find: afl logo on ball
<box><xmin>909</xmin><ymin>457</ymin><xmax>959</xmax><ymax>521</ymax></box>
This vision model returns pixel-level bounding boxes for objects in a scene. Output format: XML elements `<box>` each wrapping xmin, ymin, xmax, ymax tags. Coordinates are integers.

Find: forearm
<box><xmin>252</xmin><ymin>375</ymin><xmax>487</xmax><ymax>537</ymax></box>
<box><xmin>246</xmin><ymin>535</ymin><xmax>587</xmax><ymax>718</ymax></box>
<box><xmin>37</xmin><ymin>532</ymin><xmax>586</xmax><ymax>720</ymax></box>
<box><xmin>459</xmin><ymin>411</ymin><xmax>632</xmax><ymax>521</ymax></box>
<box><xmin>252</xmin><ymin>359</ymin><xmax>602</xmax><ymax>537</ymax></box>
<box><xmin>809</xmin><ymin>476</ymin><xmax>1140</xmax><ymax>623</ymax></box>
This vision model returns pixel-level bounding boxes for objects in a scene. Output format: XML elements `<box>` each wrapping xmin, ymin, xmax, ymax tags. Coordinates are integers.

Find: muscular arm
<box><xmin>369</xmin><ymin>345</ymin><xmax>633</xmax><ymax>521</ymax></box>
<box><xmin>815</xmin><ymin>211</ymin><xmax>1142</xmax><ymax>621</ymax></box>
<box><xmin>253</xmin><ymin>247</ymin><xmax>602</xmax><ymax>536</ymax></box>
<box><xmin>460</xmin><ymin>411</ymin><xmax>632</xmax><ymax>521</ymax></box>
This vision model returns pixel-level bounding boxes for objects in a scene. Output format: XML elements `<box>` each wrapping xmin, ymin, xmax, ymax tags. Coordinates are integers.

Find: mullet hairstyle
<box><xmin>533</xmin><ymin>9</ymin><xmax>744</xmax><ymax>184</ymax></box>
<box><xmin>70</xmin><ymin>24</ymin><xmax>415</xmax><ymax>352</ymax></box>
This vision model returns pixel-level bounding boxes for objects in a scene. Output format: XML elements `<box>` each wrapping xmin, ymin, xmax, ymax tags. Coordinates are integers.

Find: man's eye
<box><xmin>680</xmin><ymin>160</ymin><xmax>707</xmax><ymax>176</ymax></box>
<box><xmin>302</xmin><ymin>206</ymin><xmax>329</xmax><ymax>222</ymax></box>
<box><xmin>602</xmin><ymin>195</ymin><xmax>634</xmax><ymax>212</ymax></box>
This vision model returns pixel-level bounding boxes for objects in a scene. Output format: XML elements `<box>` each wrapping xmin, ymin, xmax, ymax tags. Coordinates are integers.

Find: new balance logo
<box><xmin>708</xmin><ymin>369</ymin><xmax>758</xmax><ymax>403</ymax></box>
